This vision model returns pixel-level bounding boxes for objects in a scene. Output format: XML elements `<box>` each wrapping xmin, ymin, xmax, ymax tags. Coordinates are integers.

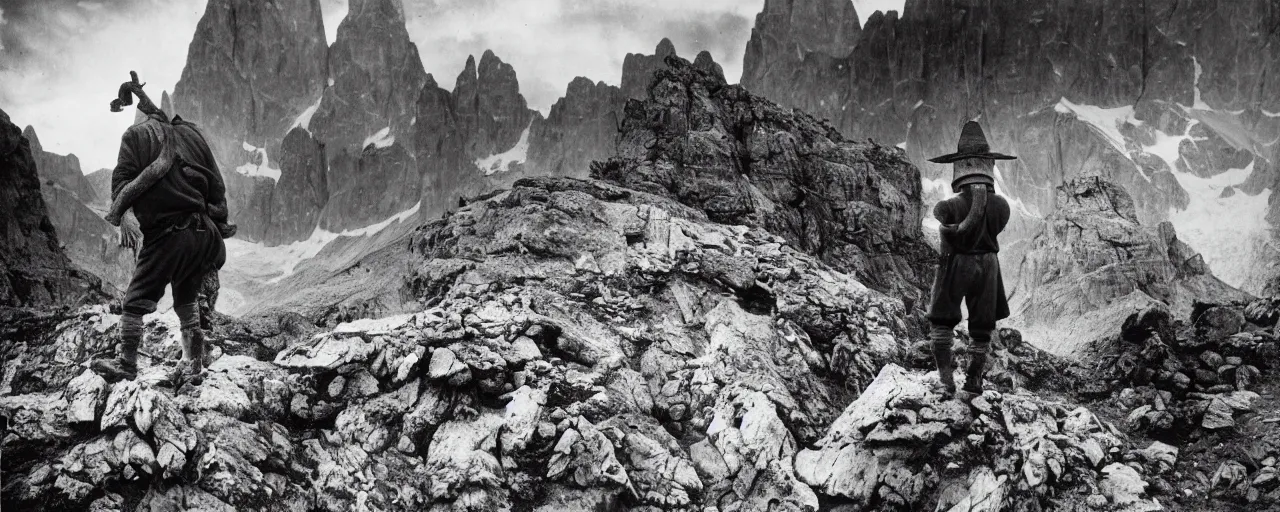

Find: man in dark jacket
<box><xmin>91</xmin><ymin>73</ymin><xmax>229</xmax><ymax>386</ymax></box>
<box><xmin>926</xmin><ymin>121</ymin><xmax>1014</xmax><ymax>398</ymax></box>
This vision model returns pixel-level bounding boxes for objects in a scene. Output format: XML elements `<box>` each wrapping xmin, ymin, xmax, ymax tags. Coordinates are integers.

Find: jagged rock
<box><xmin>453</xmin><ymin>50</ymin><xmax>535</xmax><ymax>165</ymax></box>
<box><xmin>620</xmin><ymin>38</ymin><xmax>678</xmax><ymax>100</ymax></box>
<box><xmin>741</xmin><ymin>0</ymin><xmax>861</xmax><ymax>113</ymax></box>
<box><xmin>311</xmin><ymin>0</ymin><xmax>426</xmax><ymax>157</ymax></box>
<box><xmin>65</xmin><ymin>370</ymin><xmax>107</xmax><ymax>424</ymax></box>
<box><xmin>0</xmin><ymin>109</ymin><xmax>105</xmax><ymax>306</ymax></box>
<box><xmin>598</xmin><ymin>53</ymin><xmax>933</xmax><ymax>307</ymax></box>
<box><xmin>527</xmin><ymin>77</ymin><xmax>623</xmax><ymax>178</ymax></box>
<box><xmin>1010</xmin><ymin>177</ymin><xmax>1249</xmax><ymax>357</ymax></box>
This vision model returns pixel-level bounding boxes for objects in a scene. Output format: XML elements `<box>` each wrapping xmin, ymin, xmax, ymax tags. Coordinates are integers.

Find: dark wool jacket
<box><xmin>933</xmin><ymin>191</ymin><xmax>1012</xmax><ymax>254</ymax></box>
<box><xmin>111</xmin><ymin>117</ymin><xmax>227</xmax><ymax>234</ymax></box>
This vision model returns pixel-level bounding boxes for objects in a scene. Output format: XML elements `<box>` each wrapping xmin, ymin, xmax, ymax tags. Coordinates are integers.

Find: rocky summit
<box><xmin>596</xmin><ymin>54</ymin><xmax>934</xmax><ymax>310</ymax></box>
<box><xmin>1007</xmin><ymin>176</ymin><xmax>1250</xmax><ymax>357</ymax></box>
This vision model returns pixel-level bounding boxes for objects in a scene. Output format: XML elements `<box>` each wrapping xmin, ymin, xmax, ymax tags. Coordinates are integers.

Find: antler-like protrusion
<box><xmin>109</xmin><ymin>70</ymin><xmax>163</xmax><ymax>118</ymax></box>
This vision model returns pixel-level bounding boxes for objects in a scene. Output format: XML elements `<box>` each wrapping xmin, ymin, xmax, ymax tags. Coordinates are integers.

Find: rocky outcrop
<box><xmin>526</xmin><ymin>77</ymin><xmax>624</xmax><ymax>178</ymax></box>
<box><xmin>1007</xmin><ymin>177</ymin><xmax>1250</xmax><ymax>357</ymax></box>
<box><xmin>452</xmin><ymin>51</ymin><xmax>535</xmax><ymax>167</ymax></box>
<box><xmin>266</xmin><ymin>127</ymin><xmax>328</xmax><ymax>243</ymax></box>
<box><xmin>596</xmin><ymin>53</ymin><xmax>934</xmax><ymax>309</ymax></box>
<box><xmin>0</xmin><ymin>172</ymin><xmax>917</xmax><ymax>510</ymax></box>
<box><xmin>620</xmin><ymin>38</ymin><xmax>678</xmax><ymax>100</ymax></box>
<box><xmin>21</xmin><ymin>127</ymin><xmax>132</xmax><ymax>292</ymax></box>
<box><xmin>796</xmin><ymin>363</ymin><xmax>1162</xmax><ymax>511</ymax></box>
<box><xmin>0</xmin><ymin>109</ymin><xmax>105</xmax><ymax>306</ymax></box>
<box><xmin>320</xmin><ymin>141</ymin><xmax>420</xmax><ymax>232</ymax></box>
<box><xmin>311</xmin><ymin>0</ymin><xmax>426</xmax><ymax>157</ymax></box>
<box><xmin>740</xmin><ymin>0</ymin><xmax>1280</xmax><ymax>295</ymax></box>
<box><xmin>24</xmin><ymin>126</ymin><xmax>97</xmax><ymax>205</ymax></box>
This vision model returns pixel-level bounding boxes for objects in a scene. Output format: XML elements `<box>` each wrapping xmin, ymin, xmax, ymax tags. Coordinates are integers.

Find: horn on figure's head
<box><xmin>109</xmin><ymin>71</ymin><xmax>163</xmax><ymax>118</ymax></box>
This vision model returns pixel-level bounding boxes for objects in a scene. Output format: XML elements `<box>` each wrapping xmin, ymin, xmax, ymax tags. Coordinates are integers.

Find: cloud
<box><xmin>0</xmin><ymin>0</ymin><xmax>205</xmax><ymax>171</ymax></box>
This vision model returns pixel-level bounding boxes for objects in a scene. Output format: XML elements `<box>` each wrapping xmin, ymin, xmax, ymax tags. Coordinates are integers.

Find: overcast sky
<box><xmin>0</xmin><ymin>0</ymin><xmax>904</xmax><ymax>172</ymax></box>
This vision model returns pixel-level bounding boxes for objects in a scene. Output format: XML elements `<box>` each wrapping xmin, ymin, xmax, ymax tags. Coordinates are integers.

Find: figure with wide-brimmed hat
<box><xmin>926</xmin><ymin>121</ymin><xmax>1014</xmax><ymax>399</ymax></box>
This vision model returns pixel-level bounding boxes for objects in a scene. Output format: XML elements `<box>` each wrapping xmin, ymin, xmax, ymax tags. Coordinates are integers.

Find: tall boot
<box><xmin>963</xmin><ymin>329</ymin><xmax>993</xmax><ymax>394</ymax></box>
<box><xmin>930</xmin><ymin>324</ymin><xmax>956</xmax><ymax>397</ymax></box>
<box><xmin>167</xmin><ymin>303</ymin><xmax>205</xmax><ymax>387</ymax></box>
<box><xmin>962</xmin><ymin>353</ymin><xmax>989</xmax><ymax>394</ymax></box>
<box><xmin>92</xmin><ymin>312</ymin><xmax>142</xmax><ymax>382</ymax></box>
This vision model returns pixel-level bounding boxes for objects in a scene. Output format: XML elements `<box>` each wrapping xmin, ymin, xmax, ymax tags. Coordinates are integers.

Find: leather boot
<box><xmin>91</xmin><ymin>313</ymin><xmax>142</xmax><ymax>382</ymax></box>
<box><xmin>930</xmin><ymin>325</ymin><xmax>956</xmax><ymax>397</ymax></box>
<box><xmin>166</xmin><ymin>328</ymin><xmax>206</xmax><ymax>387</ymax></box>
<box><xmin>962</xmin><ymin>353</ymin><xmax>989</xmax><ymax>394</ymax></box>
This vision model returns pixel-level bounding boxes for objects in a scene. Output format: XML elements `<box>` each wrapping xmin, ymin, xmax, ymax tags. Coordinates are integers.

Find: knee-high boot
<box><xmin>169</xmin><ymin>303</ymin><xmax>205</xmax><ymax>387</ymax></box>
<box><xmin>963</xmin><ymin>329</ymin><xmax>993</xmax><ymax>394</ymax></box>
<box><xmin>930</xmin><ymin>324</ymin><xmax>956</xmax><ymax>396</ymax></box>
<box><xmin>91</xmin><ymin>312</ymin><xmax>143</xmax><ymax>382</ymax></box>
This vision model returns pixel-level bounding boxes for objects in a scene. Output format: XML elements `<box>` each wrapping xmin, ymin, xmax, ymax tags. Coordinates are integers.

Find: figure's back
<box><xmin>935</xmin><ymin>191</ymin><xmax>1011</xmax><ymax>254</ymax></box>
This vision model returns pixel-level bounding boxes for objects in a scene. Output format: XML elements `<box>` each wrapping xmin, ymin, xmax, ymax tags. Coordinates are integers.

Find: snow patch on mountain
<box><xmin>1168</xmin><ymin>161</ymin><xmax>1274</xmax><ymax>292</ymax></box>
<box><xmin>362</xmin><ymin>126</ymin><xmax>395</xmax><ymax>149</ymax></box>
<box><xmin>1054</xmin><ymin>98</ymin><xmax>1137</xmax><ymax>154</ymax></box>
<box><xmin>224</xmin><ymin>201</ymin><xmax>422</xmax><ymax>284</ymax></box>
<box><xmin>291</xmin><ymin>96</ymin><xmax>323</xmax><ymax>135</ymax></box>
<box><xmin>475</xmin><ymin>121</ymin><xmax>531</xmax><ymax>175</ymax></box>
<box><xmin>1189</xmin><ymin>57</ymin><xmax>1213</xmax><ymax>111</ymax></box>
<box><xmin>236</xmin><ymin>141</ymin><xmax>281</xmax><ymax>181</ymax></box>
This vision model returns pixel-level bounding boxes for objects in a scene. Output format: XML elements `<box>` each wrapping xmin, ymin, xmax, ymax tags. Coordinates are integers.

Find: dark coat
<box><xmin>926</xmin><ymin>191</ymin><xmax>1011</xmax><ymax>330</ymax></box>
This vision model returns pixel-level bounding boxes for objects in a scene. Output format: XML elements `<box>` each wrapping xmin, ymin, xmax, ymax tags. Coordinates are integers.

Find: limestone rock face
<box><xmin>740</xmin><ymin>0</ymin><xmax>1280</xmax><ymax>294</ymax></box>
<box><xmin>1007</xmin><ymin>177</ymin><xmax>1250</xmax><ymax>356</ymax></box>
<box><xmin>598</xmin><ymin>54</ymin><xmax>934</xmax><ymax>308</ymax></box>
<box><xmin>311</xmin><ymin>0</ymin><xmax>426</xmax><ymax>157</ymax></box>
<box><xmin>320</xmin><ymin>142</ymin><xmax>420</xmax><ymax>232</ymax></box>
<box><xmin>173</xmin><ymin>0</ymin><xmax>328</xmax><ymax>240</ymax></box>
<box><xmin>620</xmin><ymin>38</ymin><xmax>678</xmax><ymax>100</ymax></box>
<box><xmin>414</xmin><ymin>75</ymin><xmax>474</xmax><ymax>218</ymax></box>
<box><xmin>741</xmin><ymin>0</ymin><xmax>861</xmax><ymax>114</ymax></box>
<box><xmin>16</xmin><ymin>126</ymin><xmax>130</xmax><ymax>292</ymax></box>
<box><xmin>266</xmin><ymin>127</ymin><xmax>328</xmax><ymax>244</ymax></box>
<box><xmin>527</xmin><ymin>77</ymin><xmax>624</xmax><ymax>178</ymax></box>
<box><xmin>0</xmin><ymin>109</ymin><xmax>104</xmax><ymax>306</ymax></box>
<box><xmin>24</xmin><ymin>126</ymin><xmax>97</xmax><ymax>205</ymax></box>
<box><xmin>453</xmin><ymin>51</ymin><xmax>535</xmax><ymax>164</ymax></box>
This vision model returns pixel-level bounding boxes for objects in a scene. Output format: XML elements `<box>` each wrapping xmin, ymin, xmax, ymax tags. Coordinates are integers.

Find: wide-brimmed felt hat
<box><xmin>927</xmin><ymin>121</ymin><xmax>1017</xmax><ymax>163</ymax></box>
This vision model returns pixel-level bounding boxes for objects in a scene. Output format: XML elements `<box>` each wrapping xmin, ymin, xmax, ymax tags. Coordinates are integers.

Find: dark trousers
<box><xmin>123</xmin><ymin>214</ymin><xmax>226</xmax><ymax>316</ymax></box>
<box><xmin>926</xmin><ymin>252</ymin><xmax>1008</xmax><ymax>352</ymax></box>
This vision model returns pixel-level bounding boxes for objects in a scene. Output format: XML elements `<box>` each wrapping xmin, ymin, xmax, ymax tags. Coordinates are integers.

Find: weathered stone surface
<box><xmin>597</xmin><ymin>53</ymin><xmax>934</xmax><ymax>308</ymax></box>
<box><xmin>23</xmin><ymin>126</ymin><xmax>133</xmax><ymax>290</ymax></box>
<box><xmin>0</xmin><ymin>110</ymin><xmax>105</xmax><ymax>307</ymax></box>
<box><xmin>1008</xmin><ymin>177</ymin><xmax>1249</xmax><ymax>356</ymax></box>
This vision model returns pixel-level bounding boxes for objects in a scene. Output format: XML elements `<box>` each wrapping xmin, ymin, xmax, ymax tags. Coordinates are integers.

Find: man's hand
<box><xmin>118</xmin><ymin>211</ymin><xmax>142</xmax><ymax>250</ymax></box>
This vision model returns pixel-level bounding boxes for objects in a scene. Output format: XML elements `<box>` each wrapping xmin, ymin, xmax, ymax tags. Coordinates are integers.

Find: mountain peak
<box><xmin>655</xmin><ymin>37</ymin><xmax>676</xmax><ymax>57</ymax></box>
<box><xmin>22</xmin><ymin>125</ymin><xmax>41</xmax><ymax>152</ymax></box>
